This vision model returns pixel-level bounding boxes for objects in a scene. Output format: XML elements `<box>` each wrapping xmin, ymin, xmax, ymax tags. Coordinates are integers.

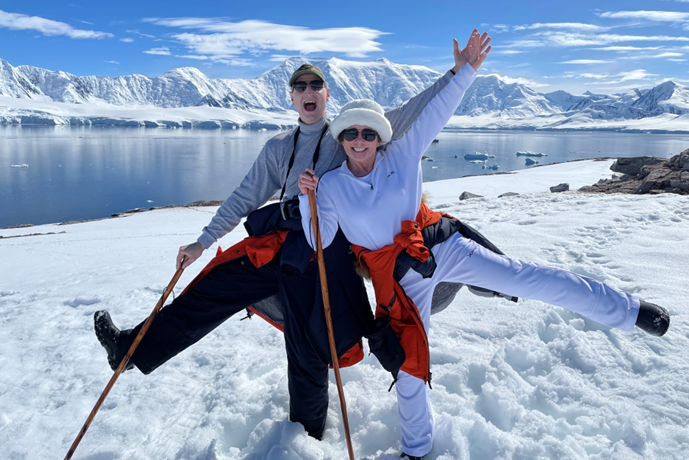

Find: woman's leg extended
<box><xmin>432</xmin><ymin>233</ymin><xmax>640</xmax><ymax>330</ymax></box>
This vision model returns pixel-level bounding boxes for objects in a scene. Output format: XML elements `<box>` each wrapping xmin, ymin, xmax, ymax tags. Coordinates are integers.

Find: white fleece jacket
<box><xmin>299</xmin><ymin>64</ymin><xmax>476</xmax><ymax>251</ymax></box>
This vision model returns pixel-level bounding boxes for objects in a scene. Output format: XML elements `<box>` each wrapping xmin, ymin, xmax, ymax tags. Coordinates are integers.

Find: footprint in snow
<box><xmin>63</xmin><ymin>297</ymin><xmax>101</xmax><ymax>308</ymax></box>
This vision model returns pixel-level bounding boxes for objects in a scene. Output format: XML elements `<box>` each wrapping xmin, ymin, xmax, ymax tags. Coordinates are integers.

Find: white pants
<box><xmin>395</xmin><ymin>232</ymin><xmax>640</xmax><ymax>457</ymax></box>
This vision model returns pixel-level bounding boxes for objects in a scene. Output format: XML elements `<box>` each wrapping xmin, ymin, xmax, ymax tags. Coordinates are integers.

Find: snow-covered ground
<box><xmin>1</xmin><ymin>160</ymin><xmax>687</xmax><ymax>460</ymax></box>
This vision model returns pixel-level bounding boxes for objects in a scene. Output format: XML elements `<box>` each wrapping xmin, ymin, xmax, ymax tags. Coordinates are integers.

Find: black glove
<box><xmin>364</xmin><ymin>316</ymin><xmax>405</xmax><ymax>374</ymax></box>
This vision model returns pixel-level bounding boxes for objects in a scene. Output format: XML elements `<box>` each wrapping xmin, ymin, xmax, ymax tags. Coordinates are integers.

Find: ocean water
<box><xmin>1</xmin><ymin>126</ymin><xmax>687</xmax><ymax>227</ymax></box>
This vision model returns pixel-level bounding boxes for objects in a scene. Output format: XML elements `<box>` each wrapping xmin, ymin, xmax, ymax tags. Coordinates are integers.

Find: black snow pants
<box><xmin>124</xmin><ymin>229</ymin><xmax>371</xmax><ymax>439</ymax></box>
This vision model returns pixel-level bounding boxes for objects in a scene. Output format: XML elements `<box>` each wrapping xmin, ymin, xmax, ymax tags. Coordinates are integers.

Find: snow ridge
<box><xmin>1</xmin><ymin>57</ymin><xmax>688</xmax><ymax>131</ymax></box>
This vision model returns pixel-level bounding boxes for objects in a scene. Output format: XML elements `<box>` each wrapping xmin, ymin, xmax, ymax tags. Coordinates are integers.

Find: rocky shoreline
<box><xmin>579</xmin><ymin>149</ymin><xmax>689</xmax><ymax>195</ymax></box>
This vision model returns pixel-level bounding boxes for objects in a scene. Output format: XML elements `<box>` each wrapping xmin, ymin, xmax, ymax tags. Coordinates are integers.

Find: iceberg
<box><xmin>464</xmin><ymin>152</ymin><xmax>495</xmax><ymax>161</ymax></box>
<box><xmin>517</xmin><ymin>151</ymin><xmax>547</xmax><ymax>157</ymax></box>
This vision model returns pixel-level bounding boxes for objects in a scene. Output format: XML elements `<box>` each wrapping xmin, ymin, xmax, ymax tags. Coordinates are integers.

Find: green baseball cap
<box><xmin>288</xmin><ymin>64</ymin><xmax>327</xmax><ymax>88</ymax></box>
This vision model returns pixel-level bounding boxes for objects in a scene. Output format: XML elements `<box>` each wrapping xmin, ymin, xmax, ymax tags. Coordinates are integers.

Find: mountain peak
<box><xmin>162</xmin><ymin>67</ymin><xmax>208</xmax><ymax>79</ymax></box>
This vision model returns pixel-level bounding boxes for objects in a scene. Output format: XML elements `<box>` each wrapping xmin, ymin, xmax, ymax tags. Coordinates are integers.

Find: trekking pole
<box><xmin>64</xmin><ymin>256</ymin><xmax>189</xmax><ymax>460</ymax></box>
<box><xmin>308</xmin><ymin>190</ymin><xmax>356</xmax><ymax>460</ymax></box>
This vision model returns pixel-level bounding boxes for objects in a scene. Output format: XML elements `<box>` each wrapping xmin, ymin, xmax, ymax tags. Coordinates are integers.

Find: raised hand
<box><xmin>452</xmin><ymin>30</ymin><xmax>492</xmax><ymax>73</ymax></box>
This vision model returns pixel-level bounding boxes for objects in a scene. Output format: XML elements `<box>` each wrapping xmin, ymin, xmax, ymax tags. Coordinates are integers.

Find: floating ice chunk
<box><xmin>482</xmin><ymin>164</ymin><xmax>500</xmax><ymax>170</ymax></box>
<box><xmin>525</xmin><ymin>158</ymin><xmax>539</xmax><ymax>166</ymax></box>
<box><xmin>465</xmin><ymin>152</ymin><xmax>495</xmax><ymax>160</ymax></box>
<box><xmin>516</xmin><ymin>151</ymin><xmax>547</xmax><ymax>157</ymax></box>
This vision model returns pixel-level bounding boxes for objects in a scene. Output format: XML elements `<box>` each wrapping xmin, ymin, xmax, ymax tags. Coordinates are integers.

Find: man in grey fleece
<box><xmin>94</xmin><ymin>44</ymin><xmax>471</xmax><ymax>440</ymax></box>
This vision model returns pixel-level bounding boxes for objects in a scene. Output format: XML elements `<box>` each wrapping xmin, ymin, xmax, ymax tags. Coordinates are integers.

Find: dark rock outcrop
<box><xmin>550</xmin><ymin>183</ymin><xmax>569</xmax><ymax>193</ymax></box>
<box><xmin>459</xmin><ymin>191</ymin><xmax>483</xmax><ymax>200</ymax></box>
<box><xmin>579</xmin><ymin>148</ymin><xmax>689</xmax><ymax>195</ymax></box>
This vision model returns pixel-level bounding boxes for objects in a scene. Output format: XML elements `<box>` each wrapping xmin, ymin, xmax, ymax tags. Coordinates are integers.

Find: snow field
<box><xmin>0</xmin><ymin>161</ymin><xmax>687</xmax><ymax>459</ymax></box>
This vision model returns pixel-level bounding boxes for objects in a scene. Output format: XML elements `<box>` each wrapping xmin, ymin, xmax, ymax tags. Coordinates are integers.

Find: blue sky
<box><xmin>1</xmin><ymin>0</ymin><xmax>689</xmax><ymax>94</ymax></box>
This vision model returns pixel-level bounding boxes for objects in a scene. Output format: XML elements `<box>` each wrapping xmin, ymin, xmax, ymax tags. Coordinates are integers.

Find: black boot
<box><xmin>635</xmin><ymin>300</ymin><xmax>670</xmax><ymax>337</ymax></box>
<box><xmin>400</xmin><ymin>453</ymin><xmax>424</xmax><ymax>460</ymax></box>
<box><xmin>94</xmin><ymin>311</ymin><xmax>134</xmax><ymax>371</ymax></box>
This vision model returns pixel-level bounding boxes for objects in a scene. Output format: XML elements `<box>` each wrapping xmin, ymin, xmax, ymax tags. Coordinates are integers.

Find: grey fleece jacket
<box><xmin>197</xmin><ymin>70</ymin><xmax>456</xmax><ymax>249</ymax></box>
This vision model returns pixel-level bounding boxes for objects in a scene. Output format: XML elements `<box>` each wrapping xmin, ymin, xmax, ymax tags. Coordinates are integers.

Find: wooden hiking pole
<box><xmin>308</xmin><ymin>190</ymin><xmax>356</xmax><ymax>460</ymax></box>
<box><xmin>64</xmin><ymin>256</ymin><xmax>188</xmax><ymax>460</ymax></box>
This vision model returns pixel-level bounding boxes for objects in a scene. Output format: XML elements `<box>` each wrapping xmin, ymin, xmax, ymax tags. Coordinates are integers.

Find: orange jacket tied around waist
<box><xmin>182</xmin><ymin>229</ymin><xmax>363</xmax><ymax>368</ymax></box>
<box><xmin>352</xmin><ymin>203</ymin><xmax>446</xmax><ymax>383</ymax></box>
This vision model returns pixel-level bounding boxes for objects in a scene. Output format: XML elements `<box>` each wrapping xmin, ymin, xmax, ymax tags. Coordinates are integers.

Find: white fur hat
<box><xmin>330</xmin><ymin>99</ymin><xmax>392</xmax><ymax>144</ymax></box>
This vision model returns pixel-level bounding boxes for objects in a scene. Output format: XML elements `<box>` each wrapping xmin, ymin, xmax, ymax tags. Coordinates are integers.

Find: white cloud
<box><xmin>618</xmin><ymin>52</ymin><xmax>684</xmax><ymax>60</ymax></box>
<box><xmin>144</xmin><ymin>47</ymin><xmax>171</xmax><ymax>55</ymax></box>
<box><xmin>120</xmin><ymin>37</ymin><xmax>134</xmax><ymax>43</ymax></box>
<box><xmin>143</xmin><ymin>18</ymin><xmax>386</xmax><ymax>59</ymax></box>
<box><xmin>560</xmin><ymin>60</ymin><xmax>611</xmax><ymax>64</ymax></box>
<box><xmin>514</xmin><ymin>22</ymin><xmax>609</xmax><ymax>32</ymax></box>
<box><xmin>602</xmin><ymin>11</ymin><xmax>689</xmax><ymax>30</ymax></box>
<box><xmin>592</xmin><ymin>46</ymin><xmax>662</xmax><ymax>51</ymax></box>
<box><xmin>126</xmin><ymin>29</ymin><xmax>155</xmax><ymax>39</ymax></box>
<box><xmin>176</xmin><ymin>54</ymin><xmax>207</xmax><ymax>60</ymax></box>
<box><xmin>490</xmin><ymin>24</ymin><xmax>511</xmax><ymax>33</ymax></box>
<box><xmin>618</xmin><ymin>69</ymin><xmax>658</xmax><ymax>81</ymax></box>
<box><xmin>496</xmin><ymin>50</ymin><xmax>525</xmax><ymax>54</ymax></box>
<box><xmin>580</xmin><ymin>73</ymin><xmax>608</xmax><ymax>79</ymax></box>
<box><xmin>649</xmin><ymin>52</ymin><xmax>683</xmax><ymax>58</ymax></box>
<box><xmin>104</xmin><ymin>60</ymin><xmax>119</xmax><ymax>64</ymax></box>
<box><xmin>0</xmin><ymin>9</ymin><xmax>112</xmax><ymax>39</ymax></box>
<box><xmin>270</xmin><ymin>54</ymin><xmax>305</xmax><ymax>62</ymax></box>
<box><xmin>668</xmin><ymin>58</ymin><xmax>688</xmax><ymax>61</ymax></box>
<box><xmin>175</xmin><ymin>54</ymin><xmax>253</xmax><ymax>66</ymax></box>
<box><xmin>600</xmin><ymin>10</ymin><xmax>689</xmax><ymax>22</ymax></box>
<box><xmin>509</xmin><ymin>32</ymin><xmax>689</xmax><ymax>48</ymax></box>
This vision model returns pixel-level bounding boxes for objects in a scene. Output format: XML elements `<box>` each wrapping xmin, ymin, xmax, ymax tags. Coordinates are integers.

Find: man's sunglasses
<box><xmin>341</xmin><ymin>128</ymin><xmax>379</xmax><ymax>142</ymax></box>
<box><xmin>292</xmin><ymin>80</ymin><xmax>325</xmax><ymax>92</ymax></box>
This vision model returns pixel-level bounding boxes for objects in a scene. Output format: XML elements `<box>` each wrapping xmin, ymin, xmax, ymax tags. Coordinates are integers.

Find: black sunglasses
<box><xmin>341</xmin><ymin>128</ymin><xmax>379</xmax><ymax>142</ymax></box>
<box><xmin>292</xmin><ymin>80</ymin><xmax>325</xmax><ymax>92</ymax></box>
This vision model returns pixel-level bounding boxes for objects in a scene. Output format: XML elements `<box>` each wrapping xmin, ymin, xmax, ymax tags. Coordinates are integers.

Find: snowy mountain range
<box><xmin>1</xmin><ymin>57</ymin><xmax>688</xmax><ymax>132</ymax></box>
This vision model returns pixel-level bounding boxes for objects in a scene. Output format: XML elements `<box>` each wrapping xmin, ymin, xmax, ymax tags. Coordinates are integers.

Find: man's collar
<box><xmin>298</xmin><ymin>116</ymin><xmax>328</xmax><ymax>134</ymax></box>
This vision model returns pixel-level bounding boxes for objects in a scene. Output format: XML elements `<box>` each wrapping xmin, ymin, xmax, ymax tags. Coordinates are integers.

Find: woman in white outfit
<box><xmin>297</xmin><ymin>31</ymin><xmax>670</xmax><ymax>460</ymax></box>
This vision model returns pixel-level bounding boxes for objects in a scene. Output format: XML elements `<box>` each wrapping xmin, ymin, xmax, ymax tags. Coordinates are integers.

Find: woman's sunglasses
<box><xmin>341</xmin><ymin>128</ymin><xmax>379</xmax><ymax>142</ymax></box>
<box><xmin>292</xmin><ymin>81</ymin><xmax>325</xmax><ymax>92</ymax></box>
